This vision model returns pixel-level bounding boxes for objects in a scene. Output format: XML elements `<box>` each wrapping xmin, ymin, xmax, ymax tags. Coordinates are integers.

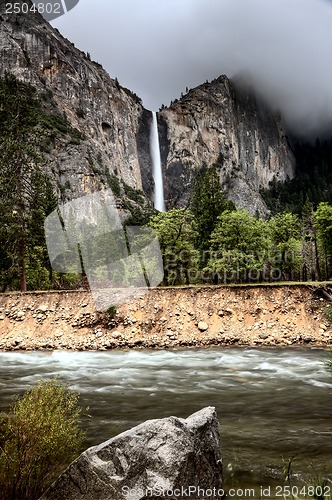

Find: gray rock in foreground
<box><xmin>39</xmin><ymin>407</ymin><xmax>223</xmax><ymax>500</ymax></box>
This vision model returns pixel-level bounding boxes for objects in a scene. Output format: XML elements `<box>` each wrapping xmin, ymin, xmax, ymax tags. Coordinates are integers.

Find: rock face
<box><xmin>0</xmin><ymin>0</ymin><xmax>153</xmax><ymax>215</ymax></box>
<box><xmin>0</xmin><ymin>1</ymin><xmax>295</xmax><ymax>216</ymax></box>
<box><xmin>39</xmin><ymin>407</ymin><xmax>223</xmax><ymax>500</ymax></box>
<box><xmin>158</xmin><ymin>76</ymin><xmax>295</xmax><ymax>215</ymax></box>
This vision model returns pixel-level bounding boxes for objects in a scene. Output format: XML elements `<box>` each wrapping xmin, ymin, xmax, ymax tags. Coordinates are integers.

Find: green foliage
<box><xmin>203</xmin><ymin>210</ymin><xmax>303</xmax><ymax>283</ymax></box>
<box><xmin>0</xmin><ymin>378</ymin><xmax>85</xmax><ymax>500</ymax></box>
<box><xmin>261</xmin><ymin>138</ymin><xmax>332</xmax><ymax>215</ymax></box>
<box><xmin>122</xmin><ymin>198</ymin><xmax>155</xmax><ymax>226</ymax></box>
<box><xmin>210</xmin><ymin>209</ymin><xmax>268</xmax><ymax>252</ymax></box>
<box><xmin>122</xmin><ymin>181</ymin><xmax>145</xmax><ymax>204</ymax></box>
<box><xmin>267</xmin><ymin>212</ymin><xmax>302</xmax><ymax>280</ymax></box>
<box><xmin>25</xmin><ymin>246</ymin><xmax>53</xmax><ymax>290</ymax></box>
<box><xmin>38</xmin><ymin>108</ymin><xmax>84</xmax><ymax>145</ymax></box>
<box><xmin>0</xmin><ymin>73</ymin><xmax>58</xmax><ymax>291</ymax></box>
<box><xmin>106</xmin><ymin>305</ymin><xmax>117</xmax><ymax>318</ymax></box>
<box><xmin>301</xmin><ymin>199</ymin><xmax>321</xmax><ymax>281</ymax></box>
<box><xmin>190</xmin><ymin>165</ymin><xmax>235</xmax><ymax>251</ymax></box>
<box><xmin>3</xmin><ymin>71</ymin><xmax>332</xmax><ymax>291</ymax></box>
<box><xmin>52</xmin><ymin>272</ymin><xmax>85</xmax><ymax>290</ymax></box>
<box><xmin>268</xmin><ymin>212</ymin><xmax>301</xmax><ymax>243</ymax></box>
<box><xmin>0</xmin><ymin>73</ymin><xmax>88</xmax><ymax>292</ymax></box>
<box><xmin>314</xmin><ymin>202</ymin><xmax>332</xmax><ymax>279</ymax></box>
<box><xmin>282</xmin><ymin>457</ymin><xmax>331</xmax><ymax>500</ymax></box>
<box><xmin>149</xmin><ymin>208</ymin><xmax>199</xmax><ymax>285</ymax></box>
<box><xmin>119</xmin><ymin>85</ymin><xmax>142</xmax><ymax>104</ymax></box>
<box><xmin>106</xmin><ymin>172</ymin><xmax>121</xmax><ymax>196</ymax></box>
<box><xmin>120</xmin><ymin>181</ymin><xmax>155</xmax><ymax>226</ymax></box>
<box><xmin>146</xmin><ymin>168</ymin><xmax>332</xmax><ymax>285</ymax></box>
<box><xmin>205</xmin><ymin>209</ymin><xmax>270</xmax><ymax>282</ymax></box>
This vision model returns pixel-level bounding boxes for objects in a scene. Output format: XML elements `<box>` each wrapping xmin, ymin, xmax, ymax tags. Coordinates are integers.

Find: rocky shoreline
<box><xmin>0</xmin><ymin>285</ymin><xmax>332</xmax><ymax>352</ymax></box>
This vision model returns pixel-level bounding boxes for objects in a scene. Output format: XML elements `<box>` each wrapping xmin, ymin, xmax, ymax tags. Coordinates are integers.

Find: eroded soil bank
<box><xmin>0</xmin><ymin>284</ymin><xmax>331</xmax><ymax>351</ymax></box>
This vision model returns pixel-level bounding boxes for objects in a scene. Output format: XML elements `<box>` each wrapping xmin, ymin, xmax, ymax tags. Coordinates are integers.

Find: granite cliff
<box><xmin>155</xmin><ymin>77</ymin><xmax>295</xmax><ymax>215</ymax></box>
<box><xmin>0</xmin><ymin>0</ymin><xmax>295</xmax><ymax>216</ymax></box>
<box><xmin>0</xmin><ymin>0</ymin><xmax>154</xmax><ymax>220</ymax></box>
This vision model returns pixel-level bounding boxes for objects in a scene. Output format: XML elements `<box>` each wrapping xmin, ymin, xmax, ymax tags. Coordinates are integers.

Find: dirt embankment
<box><xmin>0</xmin><ymin>285</ymin><xmax>331</xmax><ymax>351</ymax></box>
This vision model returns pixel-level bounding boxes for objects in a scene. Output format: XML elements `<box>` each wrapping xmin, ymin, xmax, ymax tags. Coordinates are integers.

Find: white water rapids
<box><xmin>1</xmin><ymin>347</ymin><xmax>331</xmax><ymax>495</ymax></box>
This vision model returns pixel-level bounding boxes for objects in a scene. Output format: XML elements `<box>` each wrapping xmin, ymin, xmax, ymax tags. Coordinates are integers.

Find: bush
<box><xmin>0</xmin><ymin>378</ymin><xmax>85</xmax><ymax>500</ymax></box>
<box><xmin>106</xmin><ymin>172</ymin><xmax>121</xmax><ymax>196</ymax></box>
<box><xmin>106</xmin><ymin>305</ymin><xmax>117</xmax><ymax>318</ymax></box>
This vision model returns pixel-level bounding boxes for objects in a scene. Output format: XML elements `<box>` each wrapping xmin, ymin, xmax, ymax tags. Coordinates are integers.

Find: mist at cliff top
<box><xmin>52</xmin><ymin>0</ymin><xmax>332</xmax><ymax>137</ymax></box>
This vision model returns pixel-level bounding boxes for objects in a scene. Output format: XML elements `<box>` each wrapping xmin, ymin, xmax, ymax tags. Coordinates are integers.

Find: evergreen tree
<box><xmin>314</xmin><ymin>202</ymin><xmax>332</xmax><ymax>279</ymax></box>
<box><xmin>261</xmin><ymin>137</ymin><xmax>332</xmax><ymax>215</ymax></box>
<box><xmin>301</xmin><ymin>198</ymin><xmax>321</xmax><ymax>281</ymax></box>
<box><xmin>190</xmin><ymin>165</ymin><xmax>235</xmax><ymax>252</ymax></box>
<box><xmin>267</xmin><ymin>212</ymin><xmax>302</xmax><ymax>280</ymax></box>
<box><xmin>0</xmin><ymin>73</ymin><xmax>56</xmax><ymax>291</ymax></box>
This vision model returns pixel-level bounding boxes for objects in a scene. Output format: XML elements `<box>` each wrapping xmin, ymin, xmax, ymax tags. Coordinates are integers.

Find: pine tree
<box><xmin>0</xmin><ymin>73</ymin><xmax>56</xmax><ymax>291</ymax></box>
<box><xmin>267</xmin><ymin>212</ymin><xmax>302</xmax><ymax>281</ymax></box>
<box><xmin>301</xmin><ymin>198</ymin><xmax>321</xmax><ymax>281</ymax></box>
<box><xmin>190</xmin><ymin>165</ymin><xmax>235</xmax><ymax>253</ymax></box>
<box><xmin>314</xmin><ymin>202</ymin><xmax>332</xmax><ymax>280</ymax></box>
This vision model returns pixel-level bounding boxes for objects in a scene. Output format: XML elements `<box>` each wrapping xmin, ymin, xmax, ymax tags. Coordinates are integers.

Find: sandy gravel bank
<box><xmin>0</xmin><ymin>285</ymin><xmax>332</xmax><ymax>351</ymax></box>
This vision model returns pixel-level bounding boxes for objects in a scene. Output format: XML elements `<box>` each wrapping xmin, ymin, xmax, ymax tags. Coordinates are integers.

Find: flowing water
<box><xmin>0</xmin><ymin>347</ymin><xmax>331</xmax><ymax>496</ymax></box>
<box><xmin>150</xmin><ymin>111</ymin><xmax>165</xmax><ymax>211</ymax></box>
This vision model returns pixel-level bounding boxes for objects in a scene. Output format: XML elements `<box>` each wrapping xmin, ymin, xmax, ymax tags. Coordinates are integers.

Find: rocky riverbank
<box><xmin>0</xmin><ymin>285</ymin><xmax>331</xmax><ymax>351</ymax></box>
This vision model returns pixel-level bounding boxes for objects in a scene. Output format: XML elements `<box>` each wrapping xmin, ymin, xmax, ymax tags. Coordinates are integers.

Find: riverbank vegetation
<box><xmin>0</xmin><ymin>378</ymin><xmax>85</xmax><ymax>500</ymax></box>
<box><xmin>149</xmin><ymin>167</ymin><xmax>332</xmax><ymax>286</ymax></box>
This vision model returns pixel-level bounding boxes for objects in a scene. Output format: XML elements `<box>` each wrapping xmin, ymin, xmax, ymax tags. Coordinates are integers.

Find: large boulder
<box><xmin>39</xmin><ymin>407</ymin><xmax>223</xmax><ymax>500</ymax></box>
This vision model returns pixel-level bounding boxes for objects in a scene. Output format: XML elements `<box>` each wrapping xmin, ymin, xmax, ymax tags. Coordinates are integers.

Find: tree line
<box><xmin>149</xmin><ymin>167</ymin><xmax>332</xmax><ymax>286</ymax></box>
<box><xmin>261</xmin><ymin>136</ymin><xmax>332</xmax><ymax>215</ymax></box>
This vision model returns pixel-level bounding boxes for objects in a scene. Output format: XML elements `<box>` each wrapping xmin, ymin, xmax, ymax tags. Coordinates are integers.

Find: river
<box><xmin>0</xmin><ymin>347</ymin><xmax>331</xmax><ymax>496</ymax></box>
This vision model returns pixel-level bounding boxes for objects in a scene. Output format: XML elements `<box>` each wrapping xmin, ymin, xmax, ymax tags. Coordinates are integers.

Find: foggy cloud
<box><xmin>52</xmin><ymin>0</ymin><xmax>332</xmax><ymax>137</ymax></box>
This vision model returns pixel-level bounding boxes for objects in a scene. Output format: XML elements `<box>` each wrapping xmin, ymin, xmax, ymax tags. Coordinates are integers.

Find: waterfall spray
<box><xmin>150</xmin><ymin>111</ymin><xmax>165</xmax><ymax>211</ymax></box>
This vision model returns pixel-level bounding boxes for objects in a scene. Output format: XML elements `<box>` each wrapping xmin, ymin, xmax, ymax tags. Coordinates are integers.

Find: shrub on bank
<box><xmin>0</xmin><ymin>378</ymin><xmax>85</xmax><ymax>500</ymax></box>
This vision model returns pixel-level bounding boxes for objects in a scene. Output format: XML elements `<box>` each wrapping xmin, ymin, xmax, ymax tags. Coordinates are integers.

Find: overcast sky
<box><xmin>52</xmin><ymin>0</ymin><xmax>332</xmax><ymax>136</ymax></box>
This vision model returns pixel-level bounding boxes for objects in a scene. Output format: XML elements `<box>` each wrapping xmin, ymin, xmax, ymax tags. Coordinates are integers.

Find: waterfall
<box><xmin>150</xmin><ymin>111</ymin><xmax>165</xmax><ymax>211</ymax></box>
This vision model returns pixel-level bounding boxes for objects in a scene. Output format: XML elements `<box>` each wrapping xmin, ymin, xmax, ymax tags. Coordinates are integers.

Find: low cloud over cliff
<box><xmin>53</xmin><ymin>0</ymin><xmax>332</xmax><ymax>136</ymax></box>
